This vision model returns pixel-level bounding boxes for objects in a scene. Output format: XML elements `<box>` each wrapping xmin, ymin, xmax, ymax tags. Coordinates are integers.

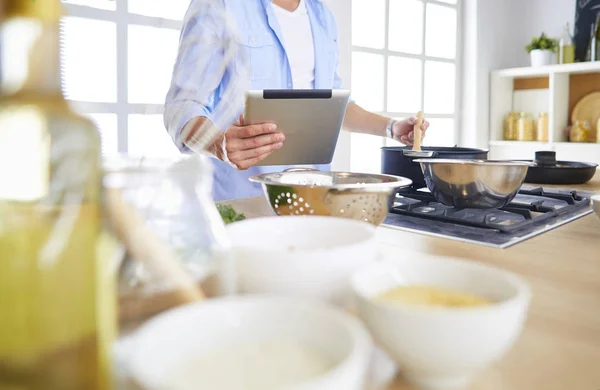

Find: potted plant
<box><xmin>526</xmin><ymin>33</ymin><xmax>558</xmax><ymax>67</ymax></box>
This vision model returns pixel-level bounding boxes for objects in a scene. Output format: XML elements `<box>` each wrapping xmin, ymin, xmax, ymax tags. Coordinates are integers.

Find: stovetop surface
<box><xmin>383</xmin><ymin>186</ymin><xmax>593</xmax><ymax>248</ymax></box>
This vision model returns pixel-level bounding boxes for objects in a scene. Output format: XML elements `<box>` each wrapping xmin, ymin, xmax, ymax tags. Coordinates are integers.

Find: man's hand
<box><xmin>212</xmin><ymin>116</ymin><xmax>285</xmax><ymax>170</ymax></box>
<box><xmin>392</xmin><ymin>117</ymin><xmax>430</xmax><ymax>146</ymax></box>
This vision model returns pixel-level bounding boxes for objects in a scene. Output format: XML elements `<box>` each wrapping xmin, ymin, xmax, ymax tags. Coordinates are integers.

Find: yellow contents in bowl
<box><xmin>375</xmin><ymin>285</ymin><xmax>492</xmax><ymax>308</ymax></box>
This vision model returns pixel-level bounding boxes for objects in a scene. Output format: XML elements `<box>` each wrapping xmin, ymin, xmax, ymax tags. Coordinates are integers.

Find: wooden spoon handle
<box><xmin>413</xmin><ymin>111</ymin><xmax>424</xmax><ymax>152</ymax></box>
<box><xmin>105</xmin><ymin>188</ymin><xmax>205</xmax><ymax>304</ymax></box>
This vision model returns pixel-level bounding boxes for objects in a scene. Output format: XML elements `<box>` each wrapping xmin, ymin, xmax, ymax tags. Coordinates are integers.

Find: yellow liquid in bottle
<box><xmin>0</xmin><ymin>100</ymin><xmax>114</xmax><ymax>390</ymax></box>
<box><xmin>561</xmin><ymin>44</ymin><xmax>575</xmax><ymax>64</ymax></box>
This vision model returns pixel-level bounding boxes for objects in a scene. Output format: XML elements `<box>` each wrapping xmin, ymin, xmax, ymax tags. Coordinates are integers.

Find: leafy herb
<box><xmin>525</xmin><ymin>33</ymin><xmax>558</xmax><ymax>53</ymax></box>
<box><xmin>216</xmin><ymin>204</ymin><xmax>246</xmax><ymax>224</ymax></box>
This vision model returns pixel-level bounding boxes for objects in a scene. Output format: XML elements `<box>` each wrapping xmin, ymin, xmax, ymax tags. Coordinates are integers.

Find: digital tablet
<box><xmin>243</xmin><ymin>89</ymin><xmax>351</xmax><ymax>166</ymax></box>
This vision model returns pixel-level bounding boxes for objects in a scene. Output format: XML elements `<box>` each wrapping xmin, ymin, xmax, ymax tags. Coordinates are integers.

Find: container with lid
<box><xmin>103</xmin><ymin>155</ymin><xmax>235</xmax><ymax>326</ymax></box>
<box><xmin>517</xmin><ymin>112</ymin><xmax>534</xmax><ymax>141</ymax></box>
<box><xmin>536</xmin><ymin>113</ymin><xmax>549</xmax><ymax>142</ymax></box>
<box><xmin>504</xmin><ymin>112</ymin><xmax>519</xmax><ymax>140</ymax></box>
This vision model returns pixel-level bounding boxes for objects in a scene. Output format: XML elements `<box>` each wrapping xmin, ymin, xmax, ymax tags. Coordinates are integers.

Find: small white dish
<box><xmin>592</xmin><ymin>194</ymin><xmax>600</xmax><ymax>220</ymax></box>
<box><xmin>351</xmin><ymin>254</ymin><xmax>532</xmax><ymax>390</ymax></box>
<box><xmin>127</xmin><ymin>296</ymin><xmax>373</xmax><ymax>390</ymax></box>
<box><xmin>226</xmin><ymin>216</ymin><xmax>378</xmax><ymax>306</ymax></box>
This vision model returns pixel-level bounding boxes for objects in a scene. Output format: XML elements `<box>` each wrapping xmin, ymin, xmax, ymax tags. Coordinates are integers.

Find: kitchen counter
<box><xmin>223</xmin><ymin>172</ymin><xmax>600</xmax><ymax>390</ymax></box>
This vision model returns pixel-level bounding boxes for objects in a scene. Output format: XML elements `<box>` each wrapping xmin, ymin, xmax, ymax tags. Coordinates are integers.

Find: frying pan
<box><xmin>521</xmin><ymin>151</ymin><xmax>598</xmax><ymax>185</ymax></box>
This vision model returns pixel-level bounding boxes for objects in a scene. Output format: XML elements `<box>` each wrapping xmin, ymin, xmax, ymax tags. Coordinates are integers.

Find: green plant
<box><xmin>216</xmin><ymin>204</ymin><xmax>246</xmax><ymax>224</ymax></box>
<box><xmin>525</xmin><ymin>33</ymin><xmax>558</xmax><ymax>53</ymax></box>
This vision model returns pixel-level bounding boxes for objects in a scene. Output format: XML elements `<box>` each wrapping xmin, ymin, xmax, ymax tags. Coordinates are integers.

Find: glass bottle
<box><xmin>504</xmin><ymin>112</ymin><xmax>519</xmax><ymax>140</ymax></box>
<box><xmin>569</xmin><ymin>119</ymin><xmax>591</xmax><ymax>143</ymax></box>
<box><xmin>0</xmin><ymin>1</ymin><xmax>116</xmax><ymax>389</ymax></box>
<box><xmin>517</xmin><ymin>112</ymin><xmax>534</xmax><ymax>141</ymax></box>
<box><xmin>559</xmin><ymin>23</ymin><xmax>575</xmax><ymax>64</ymax></box>
<box><xmin>536</xmin><ymin>112</ymin><xmax>549</xmax><ymax>142</ymax></box>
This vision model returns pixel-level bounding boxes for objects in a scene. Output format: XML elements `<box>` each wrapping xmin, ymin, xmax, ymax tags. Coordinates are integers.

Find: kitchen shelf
<box><xmin>493</xmin><ymin>61</ymin><xmax>600</xmax><ymax>78</ymax></box>
<box><xmin>489</xmin><ymin>63</ymin><xmax>600</xmax><ymax>165</ymax></box>
<box><xmin>488</xmin><ymin>141</ymin><xmax>549</xmax><ymax>146</ymax></box>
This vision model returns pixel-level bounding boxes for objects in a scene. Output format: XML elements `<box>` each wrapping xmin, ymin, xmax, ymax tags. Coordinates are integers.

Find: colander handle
<box><xmin>283</xmin><ymin>167</ymin><xmax>320</xmax><ymax>173</ymax></box>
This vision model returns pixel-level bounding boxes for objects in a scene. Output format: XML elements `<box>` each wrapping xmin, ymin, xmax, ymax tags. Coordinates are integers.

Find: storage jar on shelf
<box><xmin>504</xmin><ymin>112</ymin><xmax>519</xmax><ymax>140</ymax></box>
<box><xmin>569</xmin><ymin>119</ymin><xmax>591</xmax><ymax>143</ymax></box>
<box><xmin>517</xmin><ymin>112</ymin><xmax>534</xmax><ymax>141</ymax></box>
<box><xmin>536</xmin><ymin>112</ymin><xmax>549</xmax><ymax>142</ymax></box>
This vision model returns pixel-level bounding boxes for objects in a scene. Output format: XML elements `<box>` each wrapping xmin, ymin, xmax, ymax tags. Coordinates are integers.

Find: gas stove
<box><xmin>383</xmin><ymin>186</ymin><xmax>594</xmax><ymax>248</ymax></box>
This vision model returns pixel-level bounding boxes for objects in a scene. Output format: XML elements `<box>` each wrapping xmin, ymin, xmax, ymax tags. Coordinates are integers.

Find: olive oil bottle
<box><xmin>0</xmin><ymin>1</ymin><xmax>115</xmax><ymax>389</ymax></box>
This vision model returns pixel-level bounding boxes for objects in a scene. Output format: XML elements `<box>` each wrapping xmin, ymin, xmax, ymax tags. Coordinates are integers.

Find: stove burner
<box><xmin>384</xmin><ymin>186</ymin><xmax>593</xmax><ymax>248</ymax></box>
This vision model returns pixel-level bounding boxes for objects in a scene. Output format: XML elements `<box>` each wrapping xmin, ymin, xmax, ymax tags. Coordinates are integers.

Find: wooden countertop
<box><xmin>224</xmin><ymin>172</ymin><xmax>600</xmax><ymax>390</ymax></box>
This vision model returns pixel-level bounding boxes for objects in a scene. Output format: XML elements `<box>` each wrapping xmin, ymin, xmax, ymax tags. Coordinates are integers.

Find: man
<box><xmin>165</xmin><ymin>0</ymin><xmax>429</xmax><ymax>200</ymax></box>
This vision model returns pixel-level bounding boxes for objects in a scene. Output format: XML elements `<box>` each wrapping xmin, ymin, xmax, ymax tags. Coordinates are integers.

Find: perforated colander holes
<box><xmin>273</xmin><ymin>192</ymin><xmax>314</xmax><ymax>215</ymax></box>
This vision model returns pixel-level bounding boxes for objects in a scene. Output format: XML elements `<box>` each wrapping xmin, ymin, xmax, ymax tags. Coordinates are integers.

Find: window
<box><xmin>60</xmin><ymin>0</ymin><xmax>188</xmax><ymax>156</ymax></box>
<box><xmin>350</xmin><ymin>0</ymin><xmax>460</xmax><ymax>173</ymax></box>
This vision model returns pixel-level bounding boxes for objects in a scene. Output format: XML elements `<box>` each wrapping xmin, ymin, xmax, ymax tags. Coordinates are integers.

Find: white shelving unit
<box><xmin>489</xmin><ymin>62</ymin><xmax>600</xmax><ymax>165</ymax></box>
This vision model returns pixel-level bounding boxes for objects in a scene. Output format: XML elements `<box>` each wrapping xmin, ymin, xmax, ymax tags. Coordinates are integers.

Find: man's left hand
<box><xmin>392</xmin><ymin>117</ymin><xmax>430</xmax><ymax>146</ymax></box>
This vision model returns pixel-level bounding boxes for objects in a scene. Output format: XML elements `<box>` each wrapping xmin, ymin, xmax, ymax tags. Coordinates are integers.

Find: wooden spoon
<box><xmin>413</xmin><ymin>111</ymin><xmax>424</xmax><ymax>152</ymax></box>
<box><xmin>402</xmin><ymin>111</ymin><xmax>433</xmax><ymax>158</ymax></box>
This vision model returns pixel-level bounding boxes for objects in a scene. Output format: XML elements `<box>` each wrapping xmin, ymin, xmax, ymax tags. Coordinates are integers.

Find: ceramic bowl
<box><xmin>592</xmin><ymin>194</ymin><xmax>600</xmax><ymax>221</ymax></box>
<box><xmin>128</xmin><ymin>296</ymin><xmax>373</xmax><ymax>390</ymax></box>
<box><xmin>226</xmin><ymin>216</ymin><xmax>378</xmax><ymax>306</ymax></box>
<box><xmin>351</xmin><ymin>254</ymin><xmax>532</xmax><ymax>390</ymax></box>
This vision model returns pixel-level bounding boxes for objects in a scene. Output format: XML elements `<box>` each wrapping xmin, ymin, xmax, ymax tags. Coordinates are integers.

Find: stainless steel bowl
<box><xmin>249</xmin><ymin>169</ymin><xmax>412</xmax><ymax>225</ymax></box>
<box><xmin>414</xmin><ymin>159</ymin><xmax>531</xmax><ymax>209</ymax></box>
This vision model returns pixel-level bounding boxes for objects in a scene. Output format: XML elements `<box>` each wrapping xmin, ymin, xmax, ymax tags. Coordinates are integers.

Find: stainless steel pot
<box><xmin>249</xmin><ymin>169</ymin><xmax>412</xmax><ymax>225</ymax></box>
<box><xmin>414</xmin><ymin>159</ymin><xmax>531</xmax><ymax>209</ymax></box>
<box><xmin>381</xmin><ymin>146</ymin><xmax>489</xmax><ymax>189</ymax></box>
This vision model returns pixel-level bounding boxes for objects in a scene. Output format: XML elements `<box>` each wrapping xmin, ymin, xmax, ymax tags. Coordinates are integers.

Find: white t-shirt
<box><xmin>271</xmin><ymin>0</ymin><xmax>315</xmax><ymax>89</ymax></box>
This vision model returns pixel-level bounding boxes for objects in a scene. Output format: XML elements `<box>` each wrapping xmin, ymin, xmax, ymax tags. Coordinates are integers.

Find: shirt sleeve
<box><xmin>164</xmin><ymin>0</ymin><xmax>238</xmax><ymax>152</ymax></box>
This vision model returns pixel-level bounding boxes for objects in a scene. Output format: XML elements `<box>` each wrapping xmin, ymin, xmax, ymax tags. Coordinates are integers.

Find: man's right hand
<box><xmin>214</xmin><ymin>116</ymin><xmax>285</xmax><ymax>170</ymax></box>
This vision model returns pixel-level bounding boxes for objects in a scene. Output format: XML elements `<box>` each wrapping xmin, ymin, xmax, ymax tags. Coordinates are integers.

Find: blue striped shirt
<box><xmin>164</xmin><ymin>0</ymin><xmax>343</xmax><ymax>200</ymax></box>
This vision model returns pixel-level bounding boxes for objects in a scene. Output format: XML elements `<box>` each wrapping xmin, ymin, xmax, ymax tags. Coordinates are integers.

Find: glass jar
<box><xmin>103</xmin><ymin>155</ymin><xmax>234</xmax><ymax>327</ymax></box>
<box><xmin>569</xmin><ymin>119</ymin><xmax>591</xmax><ymax>143</ymax></box>
<box><xmin>504</xmin><ymin>112</ymin><xmax>519</xmax><ymax>140</ymax></box>
<box><xmin>536</xmin><ymin>112</ymin><xmax>549</xmax><ymax>142</ymax></box>
<box><xmin>517</xmin><ymin>112</ymin><xmax>534</xmax><ymax>141</ymax></box>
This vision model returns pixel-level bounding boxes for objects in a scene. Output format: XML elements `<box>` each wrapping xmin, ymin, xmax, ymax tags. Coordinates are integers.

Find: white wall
<box><xmin>326</xmin><ymin>0</ymin><xmax>352</xmax><ymax>172</ymax></box>
<box><xmin>460</xmin><ymin>0</ymin><xmax>577</xmax><ymax>149</ymax></box>
<box><xmin>515</xmin><ymin>0</ymin><xmax>577</xmax><ymax>66</ymax></box>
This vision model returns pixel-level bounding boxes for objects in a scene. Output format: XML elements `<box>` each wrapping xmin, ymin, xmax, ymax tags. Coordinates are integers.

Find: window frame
<box><xmin>62</xmin><ymin>2</ymin><xmax>184</xmax><ymax>154</ymax></box>
<box><xmin>350</xmin><ymin>0</ymin><xmax>463</xmax><ymax>153</ymax></box>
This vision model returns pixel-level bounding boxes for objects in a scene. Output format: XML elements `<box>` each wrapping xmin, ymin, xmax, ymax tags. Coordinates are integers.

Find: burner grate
<box><xmin>389</xmin><ymin>188</ymin><xmax>590</xmax><ymax>233</ymax></box>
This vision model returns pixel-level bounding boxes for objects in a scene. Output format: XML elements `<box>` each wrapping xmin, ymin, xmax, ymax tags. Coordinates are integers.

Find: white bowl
<box><xmin>351</xmin><ymin>255</ymin><xmax>532</xmax><ymax>390</ymax></box>
<box><xmin>128</xmin><ymin>296</ymin><xmax>373</xmax><ymax>390</ymax></box>
<box><xmin>592</xmin><ymin>195</ymin><xmax>600</xmax><ymax>220</ymax></box>
<box><xmin>226</xmin><ymin>216</ymin><xmax>378</xmax><ymax>306</ymax></box>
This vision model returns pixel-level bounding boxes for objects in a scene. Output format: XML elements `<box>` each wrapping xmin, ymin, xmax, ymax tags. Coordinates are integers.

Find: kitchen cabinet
<box><xmin>489</xmin><ymin>62</ymin><xmax>600</xmax><ymax>164</ymax></box>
